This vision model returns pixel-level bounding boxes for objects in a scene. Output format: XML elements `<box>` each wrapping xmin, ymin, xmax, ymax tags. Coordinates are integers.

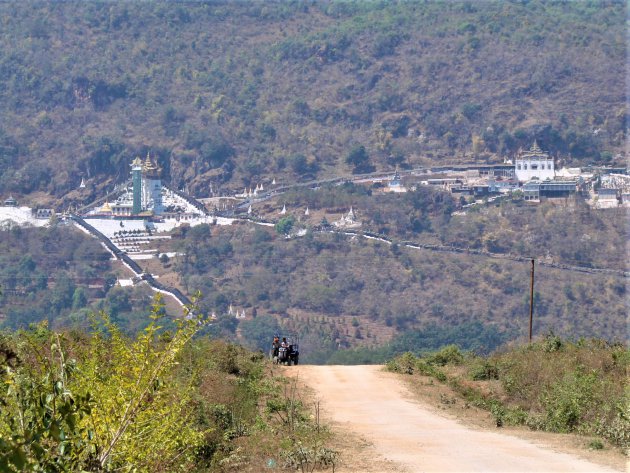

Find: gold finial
<box><xmin>143</xmin><ymin>150</ymin><xmax>158</xmax><ymax>172</ymax></box>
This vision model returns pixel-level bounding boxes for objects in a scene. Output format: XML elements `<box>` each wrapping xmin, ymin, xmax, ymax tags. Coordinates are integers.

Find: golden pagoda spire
<box><xmin>143</xmin><ymin>151</ymin><xmax>155</xmax><ymax>171</ymax></box>
<box><xmin>531</xmin><ymin>140</ymin><xmax>541</xmax><ymax>152</ymax></box>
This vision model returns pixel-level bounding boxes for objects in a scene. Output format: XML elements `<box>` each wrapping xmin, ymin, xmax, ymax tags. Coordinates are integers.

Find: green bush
<box><xmin>386</xmin><ymin>351</ymin><xmax>417</xmax><ymax>374</ymax></box>
<box><xmin>470</xmin><ymin>360</ymin><xmax>499</xmax><ymax>380</ymax></box>
<box><xmin>426</xmin><ymin>344</ymin><xmax>464</xmax><ymax>366</ymax></box>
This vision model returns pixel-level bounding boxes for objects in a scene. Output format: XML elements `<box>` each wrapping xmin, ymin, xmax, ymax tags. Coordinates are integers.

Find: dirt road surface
<box><xmin>296</xmin><ymin>365</ymin><xmax>623</xmax><ymax>473</ymax></box>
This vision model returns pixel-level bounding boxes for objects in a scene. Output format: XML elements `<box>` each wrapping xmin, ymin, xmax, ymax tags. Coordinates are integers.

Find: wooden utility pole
<box><xmin>529</xmin><ymin>258</ymin><xmax>535</xmax><ymax>342</ymax></box>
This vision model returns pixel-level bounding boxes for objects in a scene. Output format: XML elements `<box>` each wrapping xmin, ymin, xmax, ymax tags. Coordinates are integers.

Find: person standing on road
<box><xmin>270</xmin><ymin>335</ymin><xmax>280</xmax><ymax>361</ymax></box>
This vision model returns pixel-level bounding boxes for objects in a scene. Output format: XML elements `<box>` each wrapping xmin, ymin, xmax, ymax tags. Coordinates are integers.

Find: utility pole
<box><xmin>529</xmin><ymin>258</ymin><xmax>535</xmax><ymax>343</ymax></box>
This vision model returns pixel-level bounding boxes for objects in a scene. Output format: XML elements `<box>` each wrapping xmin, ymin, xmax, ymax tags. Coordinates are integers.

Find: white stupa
<box><xmin>280</xmin><ymin>204</ymin><xmax>286</xmax><ymax>215</ymax></box>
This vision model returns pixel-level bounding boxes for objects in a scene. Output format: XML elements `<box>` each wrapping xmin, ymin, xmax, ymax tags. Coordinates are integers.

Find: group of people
<box><xmin>270</xmin><ymin>335</ymin><xmax>299</xmax><ymax>365</ymax></box>
<box><xmin>270</xmin><ymin>335</ymin><xmax>289</xmax><ymax>361</ymax></box>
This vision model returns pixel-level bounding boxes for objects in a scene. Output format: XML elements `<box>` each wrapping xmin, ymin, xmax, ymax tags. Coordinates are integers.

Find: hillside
<box><xmin>1</xmin><ymin>185</ymin><xmax>626</xmax><ymax>363</ymax></box>
<box><xmin>0</xmin><ymin>1</ymin><xmax>626</xmax><ymax>202</ymax></box>
<box><xmin>0</xmin><ymin>224</ymin><xmax>164</xmax><ymax>332</ymax></box>
<box><xmin>164</xmin><ymin>195</ymin><xmax>626</xmax><ymax>362</ymax></box>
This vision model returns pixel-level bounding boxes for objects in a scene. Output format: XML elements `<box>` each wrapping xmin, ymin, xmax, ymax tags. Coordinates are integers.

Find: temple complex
<box><xmin>84</xmin><ymin>153</ymin><xmax>207</xmax><ymax>221</ymax></box>
<box><xmin>334</xmin><ymin>207</ymin><xmax>361</xmax><ymax>229</ymax></box>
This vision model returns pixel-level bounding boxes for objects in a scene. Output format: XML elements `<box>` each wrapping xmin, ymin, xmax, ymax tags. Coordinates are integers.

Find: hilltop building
<box><xmin>98</xmin><ymin>154</ymin><xmax>165</xmax><ymax>217</ymax></box>
<box><xmin>515</xmin><ymin>142</ymin><xmax>555</xmax><ymax>182</ymax></box>
<box><xmin>523</xmin><ymin>179</ymin><xmax>578</xmax><ymax>202</ymax></box>
<box><xmin>85</xmin><ymin>152</ymin><xmax>209</xmax><ymax>220</ymax></box>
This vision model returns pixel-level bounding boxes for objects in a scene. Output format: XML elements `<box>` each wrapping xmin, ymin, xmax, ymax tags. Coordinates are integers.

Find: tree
<box><xmin>275</xmin><ymin>216</ymin><xmax>295</xmax><ymax>236</ymax></box>
<box><xmin>345</xmin><ymin>145</ymin><xmax>374</xmax><ymax>174</ymax></box>
<box><xmin>105</xmin><ymin>286</ymin><xmax>131</xmax><ymax>318</ymax></box>
<box><xmin>289</xmin><ymin>154</ymin><xmax>308</xmax><ymax>174</ymax></box>
<box><xmin>72</xmin><ymin>287</ymin><xmax>88</xmax><ymax>309</ymax></box>
<box><xmin>239</xmin><ymin>314</ymin><xmax>282</xmax><ymax>352</ymax></box>
<box><xmin>0</xmin><ymin>296</ymin><xmax>208</xmax><ymax>472</ymax></box>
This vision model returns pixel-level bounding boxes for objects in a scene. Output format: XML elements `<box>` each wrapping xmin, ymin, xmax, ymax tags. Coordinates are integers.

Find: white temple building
<box><xmin>515</xmin><ymin>142</ymin><xmax>555</xmax><ymax>182</ymax></box>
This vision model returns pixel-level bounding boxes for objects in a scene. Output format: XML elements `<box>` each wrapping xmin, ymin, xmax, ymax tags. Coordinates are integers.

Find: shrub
<box><xmin>470</xmin><ymin>359</ymin><xmax>499</xmax><ymax>380</ymax></box>
<box><xmin>542</xmin><ymin>332</ymin><xmax>563</xmax><ymax>353</ymax></box>
<box><xmin>386</xmin><ymin>351</ymin><xmax>416</xmax><ymax>374</ymax></box>
<box><xmin>426</xmin><ymin>344</ymin><xmax>464</xmax><ymax>366</ymax></box>
<box><xmin>540</xmin><ymin>367</ymin><xmax>599</xmax><ymax>432</ymax></box>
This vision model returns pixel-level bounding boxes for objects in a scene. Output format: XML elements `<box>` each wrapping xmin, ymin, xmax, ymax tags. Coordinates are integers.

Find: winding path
<box><xmin>296</xmin><ymin>365</ymin><xmax>621</xmax><ymax>473</ymax></box>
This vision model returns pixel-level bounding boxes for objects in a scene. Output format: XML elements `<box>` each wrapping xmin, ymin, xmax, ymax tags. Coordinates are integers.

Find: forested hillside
<box><xmin>0</xmin><ymin>225</ymin><xmax>161</xmax><ymax>332</ymax></box>
<box><xmin>170</xmin><ymin>204</ymin><xmax>626</xmax><ymax>362</ymax></box>
<box><xmin>1</xmin><ymin>187</ymin><xmax>626</xmax><ymax>363</ymax></box>
<box><xmin>0</xmin><ymin>1</ymin><xmax>625</xmax><ymax>201</ymax></box>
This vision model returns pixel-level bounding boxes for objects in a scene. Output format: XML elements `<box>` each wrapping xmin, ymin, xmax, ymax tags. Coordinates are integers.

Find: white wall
<box><xmin>515</xmin><ymin>158</ymin><xmax>555</xmax><ymax>182</ymax></box>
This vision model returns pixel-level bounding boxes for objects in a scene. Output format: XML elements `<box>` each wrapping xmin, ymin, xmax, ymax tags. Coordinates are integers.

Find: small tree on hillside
<box><xmin>275</xmin><ymin>216</ymin><xmax>295</xmax><ymax>236</ymax></box>
<box><xmin>345</xmin><ymin>145</ymin><xmax>374</xmax><ymax>174</ymax></box>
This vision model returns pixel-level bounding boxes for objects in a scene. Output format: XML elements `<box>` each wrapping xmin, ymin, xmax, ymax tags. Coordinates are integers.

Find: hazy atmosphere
<box><xmin>0</xmin><ymin>2</ymin><xmax>627</xmax><ymax>471</ymax></box>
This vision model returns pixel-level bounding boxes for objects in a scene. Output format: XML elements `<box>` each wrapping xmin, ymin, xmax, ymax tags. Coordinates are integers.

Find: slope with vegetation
<box><xmin>1</xmin><ymin>182</ymin><xmax>626</xmax><ymax>364</ymax></box>
<box><xmin>0</xmin><ymin>224</ymin><xmax>162</xmax><ymax>333</ymax></box>
<box><xmin>387</xmin><ymin>335</ymin><xmax>629</xmax><ymax>454</ymax></box>
<box><xmin>277</xmin><ymin>182</ymin><xmax>628</xmax><ymax>270</ymax></box>
<box><xmin>0</xmin><ymin>1</ymin><xmax>625</xmax><ymax>202</ymax></box>
<box><xmin>0</xmin><ymin>298</ymin><xmax>337</xmax><ymax>472</ymax></box>
<box><xmin>167</xmin><ymin>193</ymin><xmax>626</xmax><ymax>362</ymax></box>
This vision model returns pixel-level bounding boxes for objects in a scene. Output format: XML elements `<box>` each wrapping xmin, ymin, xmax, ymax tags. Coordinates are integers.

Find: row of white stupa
<box><xmin>237</xmin><ymin>179</ymin><xmax>276</xmax><ymax>198</ymax></box>
<box><xmin>209</xmin><ymin>304</ymin><xmax>247</xmax><ymax>320</ymax></box>
<box><xmin>247</xmin><ymin>204</ymin><xmax>360</xmax><ymax>228</ymax></box>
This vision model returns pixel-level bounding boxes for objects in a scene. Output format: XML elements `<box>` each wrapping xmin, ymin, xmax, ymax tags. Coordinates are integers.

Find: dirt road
<box><xmin>296</xmin><ymin>365</ymin><xmax>622</xmax><ymax>473</ymax></box>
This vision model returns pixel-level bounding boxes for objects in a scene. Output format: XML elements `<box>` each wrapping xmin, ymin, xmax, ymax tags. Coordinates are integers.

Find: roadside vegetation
<box><xmin>386</xmin><ymin>335</ymin><xmax>630</xmax><ymax>453</ymax></box>
<box><xmin>0</xmin><ymin>297</ymin><xmax>337</xmax><ymax>472</ymax></box>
